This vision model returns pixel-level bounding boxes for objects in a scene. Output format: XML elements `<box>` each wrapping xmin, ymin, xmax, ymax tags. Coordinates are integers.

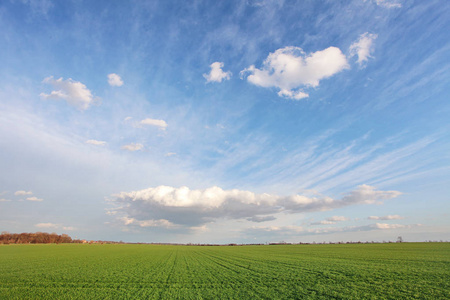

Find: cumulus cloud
<box><xmin>108</xmin><ymin>184</ymin><xmax>401</xmax><ymax>229</ymax></box>
<box><xmin>277</xmin><ymin>89</ymin><xmax>309</xmax><ymax>100</ymax></box>
<box><xmin>85</xmin><ymin>139</ymin><xmax>106</xmax><ymax>146</ymax></box>
<box><xmin>0</xmin><ymin>198</ymin><xmax>11</xmax><ymax>202</ymax></box>
<box><xmin>349</xmin><ymin>33</ymin><xmax>378</xmax><ymax>67</ymax></box>
<box><xmin>15</xmin><ymin>190</ymin><xmax>33</xmax><ymax>196</ymax></box>
<box><xmin>311</xmin><ymin>216</ymin><xmax>349</xmax><ymax>225</ymax></box>
<box><xmin>368</xmin><ymin>215</ymin><xmax>404</xmax><ymax>220</ymax></box>
<box><xmin>107</xmin><ymin>73</ymin><xmax>124</xmax><ymax>86</ymax></box>
<box><xmin>203</xmin><ymin>62</ymin><xmax>232</xmax><ymax>83</ymax></box>
<box><xmin>139</xmin><ymin>118</ymin><xmax>168</xmax><ymax>130</ymax></box>
<box><xmin>240</xmin><ymin>46</ymin><xmax>348</xmax><ymax>100</ymax></box>
<box><xmin>40</xmin><ymin>76</ymin><xmax>98</xmax><ymax>110</ymax></box>
<box><xmin>26</xmin><ymin>196</ymin><xmax>43</xmax><ymax>202</ymax></box>
<box><xmin>121</xmin><ymin>143</ymin><xmax>144</xmax><ymax>151</ymax></box>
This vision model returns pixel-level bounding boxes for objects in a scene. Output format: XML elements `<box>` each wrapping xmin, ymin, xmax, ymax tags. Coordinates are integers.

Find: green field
<box><xmin>1</xmin><ymin>243</ymin><xmax>449</xmax><ymax>299</ymax></box>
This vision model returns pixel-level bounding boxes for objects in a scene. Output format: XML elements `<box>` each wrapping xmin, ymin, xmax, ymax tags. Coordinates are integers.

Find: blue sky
<box><xmin>0</xmin><ymin>0</ymin><xmax>449</xmax><ymax>243</ymax></box>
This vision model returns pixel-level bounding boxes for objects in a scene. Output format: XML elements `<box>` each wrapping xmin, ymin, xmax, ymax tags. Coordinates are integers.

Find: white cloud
<box><xmin>327</xmin><ymin>216</ymin><xmax>350</xmax><ymax>222</ymax></box>
<box><xmin>85</xmin><ymin>139</ymin><xmax>106</xmax><ymax>146</ymax></box>
<box><xmin>15</xmin><ymin>190</ymin><xmax>33</xmax><ymax>196</ymax></box>
<box><xmin>203</xmin><ymin>62</ymin><xmax>232</xmax><ymax>83</ymax></box>
<box><xmin>349</xmin><ymin>33</ymin><xmax>378</xmax><ymax>67</ymax></box>
<box><xmin>278</xmin><ymin>184</ymin><xmax>401</xmax><ymax>213</ymax></box>
<box><xmin>119</xmin><ymin>217</ymin><xmax>177</xmax><ymax>228</ymax></box>
<box><xmin>240</xmin><ymin>46</ymin><xmax>349</xmax><ymax>100</ymax></box>
<box><xmin>339</xmin><ymin>184</ymin><xmax>402</xmax><ymax>205</ymax></box>
<box><xmin>311</xmin><ymin>220</ymin><xmax>336</xmax><ymax>225</ymax></box>
<box><xmin>40</xmin><ymin>76</ymin><xmax>98</xmax><ymax>110</ymax></box>
<box><xmin>0</xmin><ymin>198</ymin><xmax>11</xmax><ymax>202</ymax></box>
<box><xmin>62</xmin><ymin>226</ymin><xmax>76</xmax><ymax>231</ymax></box>
<box><xmin>107</xmin><ymin>73</ymin><xmax>124</xmax><ymax>87</ymax></box>
<box><xmin>368</xmin><ymin>215</ymin><xmax>404</xmax><ymax>220</ymax></box>
<box><xmin>311</xmin><ymin>216</ymin><xmax>349</xmax><ymax>225</ymax></box>
<box><xmin>139</xmin><ymin>118</ymin><xmax>168</xmax><ymax>129</ymax></box>
<box><xmin>35</xmin><ymin>223</ymin><xmax>76</xmax><ymax>230</ymax></box>
<box><xmin>277</xmin><ymin>89</ymin><xmax>309</xmax><ymax>100</ymax></box>
<box><xmin>26</xmin><ymin>196</ymin><xmax>43</xmax><ymax>202</ymax></box>
<box><xmin>85</xmin><ymin>140</ymin><xmax>106</xmax><ymax>146</ymax></box>
<box><xmin>246</xmin><ymin>222</ymin><xmax>418</xmax><ymax>237</ymax></box>
<box><xmin>373</xmin><ymin>0</ymin><xmax>402</xmax><ymax>8</ymax></box>
<box><xmin>35</xmin><ymin>223</ymin><xmax>58</xmax><ymax>229</ymax></box>
<box><xmin>372</xmin><ymin>223</ymin><xmax>411</xmax><ymax>229</ymax></box>
<box><xmin>124</xmin><ymin>116</ymin><xmax>133</xmax><ymax>122</ymax></box>
<box><xmin>165</xmin><ymin>152</ymin><xmax>177</xmax><ymax>157</ymax></box>
<box><xmin>121</xmin><ymin>143</ymin><xmax>144</xmax><ymax>151</ymax></box>
<box><xmin>108</xmin><ymin>184</ymin><xmax>401</xmax><ymax>228</ymax></box>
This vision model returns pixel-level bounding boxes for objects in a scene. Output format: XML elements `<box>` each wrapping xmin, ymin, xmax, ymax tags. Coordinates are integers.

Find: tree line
<box><xmin>0</xmin><ymin>232</ymin><xmax>83</xmax><ymax>244</ymax></box>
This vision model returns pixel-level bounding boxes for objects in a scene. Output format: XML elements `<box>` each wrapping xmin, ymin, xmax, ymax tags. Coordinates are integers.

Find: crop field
<box><xmin>1</xmin><ymin>243</ymin><xmax>449</xmax><ymax>299</ymax></box>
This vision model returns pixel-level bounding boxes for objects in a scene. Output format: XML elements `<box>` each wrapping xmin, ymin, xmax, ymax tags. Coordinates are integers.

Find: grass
<box><xmin>1</xmin><ymin>243</ymin><xmax>449</xmax><ymax>299</ymax></box>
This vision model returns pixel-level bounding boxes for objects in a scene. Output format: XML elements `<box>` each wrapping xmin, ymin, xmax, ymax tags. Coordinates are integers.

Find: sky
<box><xmin>0</xmin><ymin>0</ymin><xmax>449</xmax><ymax>244</ymax></box>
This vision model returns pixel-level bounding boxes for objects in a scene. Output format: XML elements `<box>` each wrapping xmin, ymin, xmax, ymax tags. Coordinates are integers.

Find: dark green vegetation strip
<box><xmin>1</xmin><ymin>243</ymin><xmax>449</xmax><ymax>299</ymax></box>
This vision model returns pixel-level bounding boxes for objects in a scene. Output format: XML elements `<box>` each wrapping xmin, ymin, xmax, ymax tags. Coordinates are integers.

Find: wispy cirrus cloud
<box><xmin>241</xmin><ymin>129</ymin><xmax>443</xmax><ymax>196</ymax></box>
<box><xmin>240</xmin><ymin>46</ymin><xmax>349</xmax><ymax>100</ymax></box>
<box><xmin>20</xmin><ymin>0</ymin><xmax>54</xmax><ymax>15</ymax></box>
<box><xmin>372</xmin><ymin>0</ymin><xmax>402</xmax><ymax>9</ymax></box>
<box><xmin>349</xmin><ymin>32</ymin><xmax>378</xmax><ymax>67</ymax></box>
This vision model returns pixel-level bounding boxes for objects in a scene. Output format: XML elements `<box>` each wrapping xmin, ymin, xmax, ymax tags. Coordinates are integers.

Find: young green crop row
<box><xmin>1</xmin><ymin>243</ymin><xmax>449</xmax><ymax>299</ymax></box>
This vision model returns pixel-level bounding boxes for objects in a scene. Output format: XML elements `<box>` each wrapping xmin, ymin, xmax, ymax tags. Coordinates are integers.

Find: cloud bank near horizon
<box><xmin>109</xmin><ymin>184</ymin><xmax>402</xmax><ymax>230</ymax></box>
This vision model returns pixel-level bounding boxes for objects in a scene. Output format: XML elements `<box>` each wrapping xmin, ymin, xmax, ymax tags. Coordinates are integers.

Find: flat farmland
<box><xmin>1</xmin><ymin>243</ymin><xmax>449</xmax><ymax>299</ymax></box>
